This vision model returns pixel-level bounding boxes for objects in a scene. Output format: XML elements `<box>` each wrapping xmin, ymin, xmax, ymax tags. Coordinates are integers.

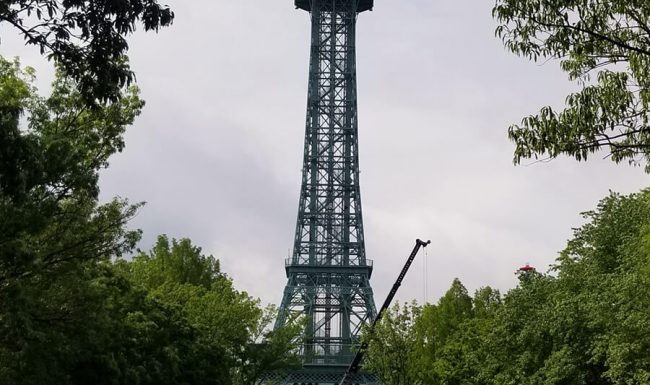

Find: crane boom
<box><xmin>339</xmin><ymin>238</ymin><xmax>431</xmax><ymax>385</ymax></box>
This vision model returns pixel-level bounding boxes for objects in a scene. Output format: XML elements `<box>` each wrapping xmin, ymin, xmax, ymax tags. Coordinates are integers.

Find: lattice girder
<box><xmin>274</xmin><ymin>1</ymin><xmax>377</xmax><ymax>384</ymax></box>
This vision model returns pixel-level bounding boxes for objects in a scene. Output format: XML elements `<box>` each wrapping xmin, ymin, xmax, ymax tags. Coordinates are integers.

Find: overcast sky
<box><xmin>2</xmin><ymin>1</ymin><xmax>648</xmax><ymax>307</ymax></box>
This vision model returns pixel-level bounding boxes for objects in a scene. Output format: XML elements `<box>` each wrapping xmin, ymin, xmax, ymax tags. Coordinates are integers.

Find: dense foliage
<box><xmin>365</xmin><ymin>190</ymin><xmax>650</xmax><ymax>385</ymax></box>
<box><xmin>493</xmin><ymin>1</ymin><xmax>650</xmax><ymax>171</ymax></box>
<box><xmin>0</xmin><ymin>55</ymin><xmax>144</xmax><ymax>383</ymax></box>
<box><xmin>0</xmin><ymin>57</ymin><xmax>299</xmax><ymax>385</ymax></box>
<box><xmin>0</xmin><ymin>0</ymin><xmax>174</xmax><ymax>103</ymax></box>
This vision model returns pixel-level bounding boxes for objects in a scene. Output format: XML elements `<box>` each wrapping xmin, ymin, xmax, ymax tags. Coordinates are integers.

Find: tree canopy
<box><xmin>118</xmin><ymin>235</ymin><xmax>301</xmax><ymax>385</ymax></box>
<box><xmin>364</xmin><ymin>189</ymin><xmax>650</xmax><ymax>384</ymax></box>
<box><xmin>0</xmin><ymin>0</ymin><xmax>174</xmax><ymax>103</ymax></box>
<box><xmin>0</xmin><ymin>53</ymin><xmax>142</xmax><ymax>384</ymax></box>
<box><xmin>493</xmin><ymin>1</ymin><xmax>650</xmax><ymax>171</ymax></box>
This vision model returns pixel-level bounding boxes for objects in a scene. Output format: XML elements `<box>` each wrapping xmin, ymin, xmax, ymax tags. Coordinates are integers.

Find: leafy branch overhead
<box><xmin>493</xmin><ymin>1</ymin><xmax>650</xmax><ymax>171</ymax></box>
<box><xmin>0</xmin><ymin>0</ymin><xmax>174</xmax><ymax>103</ymax></box>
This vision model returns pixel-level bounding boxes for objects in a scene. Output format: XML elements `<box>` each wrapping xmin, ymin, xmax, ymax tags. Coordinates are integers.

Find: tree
<box><xmin>0</xmin><ymin>56</ymin><xmax>298</xmax><ymax>385</ymax></box>
<box><xmin>493</xmin><ymin>1</ymin><xmax>650</xmax><ymax>171</ymax></box>
<box><xmin>364</xmin><ymin>190</ymin><xmax>650</xmax><ymax>385</ymax></box>
<box><xmin>484</xmin><ymin>190</ymin><xmax>650</xmax><ymax>385</ymax></box>
<box><xmin>363</xmin><ymin>281</ymin><xmax>502</xmax><ymax>385</ymax></box>
<box><xmin>552</xmin><ymin>190</ymin><xmax>650</xmax><ymax>384</ymax></box>
<box><xmin>411</xmin><ymin>281</ymin><xmax>500</xmax><ymax>385</ymax></box>
<box><xmin>128</xmin><ymin>235</ymin><xmax>222</xmax><ymax>289</ymax></box>
<box><xmin>363</xmin><ymin>302</ymin><xmax>422</xmax><ymax>385</ymax></box>
<box><xmin>231</xmin><ymin>304</ymin><xmax>301</xmax><ymax>385</ymax></box>
<box><xmin>0</xmin><ymin>0</ymin><xmax>174</xmax><ymax>103</ymax></box>
<box><xmin>0</xmin><ymin>56</ymin><xmax>143</xmax><ymax>285</ymax></box>
<box><xmin>124</xmin><ymin>235</ymin><xmax>262</xmax><ymax>384</ymax></box>
<box><xmin>485</xmin><ymin>270</ymin><xmax>561</xmax><ymax>385</ymax></box>
<box><xmin>124</xmin><ymin>235</ymin><xmax>301</xmax><ymax>385</ymax></box>
<box><xmin>0</xmin><ymin>56</ymin><xmax>144</xmax><ymax>384</ymax></box>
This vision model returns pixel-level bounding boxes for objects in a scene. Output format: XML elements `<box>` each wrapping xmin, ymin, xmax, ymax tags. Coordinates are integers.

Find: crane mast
<box><xmin>339</xmin><ymin>238</ymin><xmax>431</xmax><ymax>385</ymax></box>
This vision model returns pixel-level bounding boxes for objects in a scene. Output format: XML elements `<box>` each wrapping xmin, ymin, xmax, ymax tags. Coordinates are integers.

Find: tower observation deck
<box><xmin>272</xmin><ymin>1</ymin><xmax>378</xmax><ymax>384</ymax></box>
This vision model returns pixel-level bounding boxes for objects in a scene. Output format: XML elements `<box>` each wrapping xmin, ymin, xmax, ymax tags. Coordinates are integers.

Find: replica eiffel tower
<box><xmin>273</xmin><ymin>1</ymin><xmax>378</xmax><ymax>384</ymax></box>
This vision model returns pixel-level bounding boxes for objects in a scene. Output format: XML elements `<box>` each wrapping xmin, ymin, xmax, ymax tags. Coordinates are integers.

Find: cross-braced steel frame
<box><xmin>274</xmin><ymin>1</ymin><xmax>377</xmax><ymax>384</ymax></box>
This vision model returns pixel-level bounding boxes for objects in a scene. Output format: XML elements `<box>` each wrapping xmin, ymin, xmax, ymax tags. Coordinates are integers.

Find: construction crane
<box><xmin>338</xmin><ymin>238</ymin><xmax>431</xmax><ymax>385</ymax></box>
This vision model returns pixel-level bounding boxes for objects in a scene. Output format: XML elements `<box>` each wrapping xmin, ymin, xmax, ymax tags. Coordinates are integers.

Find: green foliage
<box><xmin>485</xmin><ymin>191</ymin><xmax>650</xmax><ymax>385</ymax></box>
<box><xmin>411</xmin><ymin>282</ymin><xmax>501</xmax><ymax>385</ymax></box>
<box><xmin>0</xmin><ymin>56</ymin><xmax>299</xmax><ymax>385</ymax></box>
<box><xmin>553</xmin><ymin>191</ymin><xmax>650</xmax><ymax>384</ymax></box>
<box><xmin>119</xmin><ymin>235</ymin><xmax>301</xmax><ymax>385</ymax></box>
<box><xmin>364</xmin><ymin>282</ymin><xmax>502</xmax><ymax>385</ymax></box>
<box><xmin>364</xmin><ymin>302</ymin><xmax>422</xmax><ymax>385</ymax></box>
<box><xmin>115</xmin><ymin>235</ymin><xmax>255</xmax><ymax>385</ymax></box>
<box><xmin>364</xmin><ymin>190</ymin><xmax>650</xmax><ymax>385</ymax></box>
<box><xmin>232</xmin><ymin>304</ymin><xmax>302</xmax><ymax>385</ymax></box>
<box><xmin>493</xmin><ymin>1</ymin><xmax>650</xmax><ymax>170</ymax></box>
<box><xmin>0</xmin><ymin>55</ymin><xmax>144</xmax><ymax>285</ymax></box>
<box><xmin>0</xmin><ymin>56</ymin><xmax>144</xmax><ymax>384</ymax></box>
<box><xmin>0</xmin><ymin>0</ymin><xmax>174</xmax><ymax>103</ymax></box>
<box><xmin>129</xmin><ymin>235</ymin><xmax>222</xmax><ymax>289</ymax></box>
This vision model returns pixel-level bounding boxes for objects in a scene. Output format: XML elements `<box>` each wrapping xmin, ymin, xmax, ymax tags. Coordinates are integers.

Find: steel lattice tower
<box><xmin>273</xmin><ymin>1</ymin><xmax>377</xmax><ymax>384</ymax></box>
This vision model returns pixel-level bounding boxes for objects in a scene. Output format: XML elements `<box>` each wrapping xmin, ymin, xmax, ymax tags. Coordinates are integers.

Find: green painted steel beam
<box><xmin>294</xmin><ymin>0</ymin><xmax>374</xmax><ymax>13</ymax></box>
<box><xmin>273</xmin><ymin>1</ymin><xmax>378</xmax><ymax>384</ymax></box>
